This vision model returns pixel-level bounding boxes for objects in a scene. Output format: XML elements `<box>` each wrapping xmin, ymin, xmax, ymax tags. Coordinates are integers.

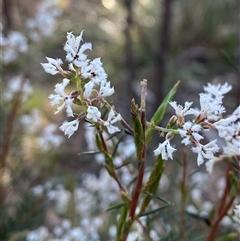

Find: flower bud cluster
<box><xmin>41</xmin><ymin>30</ymin><xmax>122</xmax><ymax>138</ymax></box>
<box><xmin>154</xmin><ymin>83</ymin><xmax>239</xmax><ymax>171</ymax></box>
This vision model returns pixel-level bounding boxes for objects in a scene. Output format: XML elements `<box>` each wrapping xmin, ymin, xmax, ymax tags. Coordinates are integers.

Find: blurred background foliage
<box><xmin>1</xmin><ymin>0</ymin><xmax>239</xmax><ymax>240</ymax></box>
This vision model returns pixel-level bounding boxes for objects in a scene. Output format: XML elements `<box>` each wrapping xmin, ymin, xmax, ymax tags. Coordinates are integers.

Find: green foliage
<box><xmin>1</xmin><ymin>0</ymin><xmax>239</xmax><ymax>240</ymax></box>
<box><xmin>0</xmin><ymin>193</ymin><xmax>45</xmax><ymax>240</ymax></box>
<box><xmin>145</xmin><ymin>81</ymin><xmax>180</xmax><ymax>143</ymax></box>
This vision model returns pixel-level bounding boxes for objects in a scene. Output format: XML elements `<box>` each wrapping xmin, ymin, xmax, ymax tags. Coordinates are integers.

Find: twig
<box><xmin>180</xmin><ymin>150</ymin><xmax>187</xmax><ymax>241</ymax></box>
<box><xmin>97</xmin><ymin>130</ymin><xmax>126</xmax><ymax>193</ymax></box>
<box><xmin>0</xmin><ymin>75</ymin><xmax>25</xmax><ymax>205</ymax></box>
<box><xmin>205</xmin><ymin>164</ymin><xmax>236</xmax><ymax>241</ymax></box>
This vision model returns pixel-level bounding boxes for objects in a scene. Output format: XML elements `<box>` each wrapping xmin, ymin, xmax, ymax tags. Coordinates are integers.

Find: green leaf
<box><xmin>131</xmin><ymin>99</ymin><xmax>144</xmax><ymax>161</ymax></box>
<box><xmin>215</xmin><ymin>233</ymin><xmax>238</xmax><ymax>241</ymax></box>
<box><xmin>121</xmin><ymin>217</ymin><xmax>133</xmax><ymax>240</ymax></box>
<box><xmin>116</xmin><ymin>205</ymin><xmax>129</xmax><ymax>240</ymax></box>
<box><xmin>151</xmin><ymin>194</ymin><xmax>171</xmax><ymax>204</ymax></box>
<box><xmin>111</xmin><ymin>135</ymin><xmax>125</xmax><ymax>157</ymax></box>
<box><xmin>139</xmin><ymin>204</ymin><xmax>171</xmax><ymax>217</ymax></box>
<box><xmin>145</xmin><ymin>81</ymin><xmax>180</xmax><ymax>143</ymax></box>
<box><xmin>124</xmin><ymin>128</ymin><xmax>134</xmax><ymax>136</ymax></box>
<box><xmin>229</xmin><ymin>171</ymin><xmax>240</xmax><ymax>196</ymax></box>
<box><xmin>104</xmin><ymin>202</ymin><xmax>128</xmax><ymax>212</ymax></box>
<box><xmin>95</xmin><ymin>133</ymin><xmax>104</xmax><ymax>152</ymax></box>
<box><xmin>78</xmin><ymin>150</ymin><xmax>100</xmax><ymax>155</ymax></box>
<box><xmin>106</xmin><ymin>130</ymin><xmax>122</xmax><ymax>141</ymax></box>
<box><xmin>185</xmin><ymin>210</ymin><xmax>211</xmax><ymax>226</ymax></box>
<box><xmin>115</xmin><ymin>160</ymin><xmax>132</xmax><ymax>169</ymax></box>
<box><xmin>139</xmin><ymin>155</ymin><xmax>165</xmax><ymax>214</ymax></box>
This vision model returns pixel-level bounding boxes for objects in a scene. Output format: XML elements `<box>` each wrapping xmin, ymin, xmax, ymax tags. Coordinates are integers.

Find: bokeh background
<box><xmin>1</xmin><ymin>0</ymin><xmax>239</xmax><ymax>240</ymax></box>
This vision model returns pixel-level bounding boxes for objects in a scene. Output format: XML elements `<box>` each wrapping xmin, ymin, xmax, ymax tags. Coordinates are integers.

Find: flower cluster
<box><xmin>41</xmin><ymin>30</ymin><xmax>122</xmax><ymax>138</ymax></box>
<box><xmin>26</xmin><ymin>0</ymin><xmax>62</xmax><ymax>41</ymax></box>
<box><xmin>42</xmin><ymin>30</ymin><xmax>239</xmax><ymax>171</ymax></box>
<box><xmin>153</xmin><ymin>82</ymin><xmax>240</xmax><ymax>169</ymax></box>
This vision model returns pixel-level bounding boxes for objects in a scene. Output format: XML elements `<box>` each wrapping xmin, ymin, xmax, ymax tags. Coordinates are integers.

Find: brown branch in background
<box><xmin>153</xmin><ymin>0</ymin><xmax>173</xmax><ymax>110</ymax></box>
<box><xmin>0</xmin><ymin>75</ymin><xmax>26</xmax><ymax>205</ymax></box>
<box><xmin>121</xmin><ymin>0</ymin><xmax>136</xmax><ymax>120</ymax></box>
<box><xmin>2</xmin><ymin>0</ymin><xmax>13</xmax><ymax>35</ymax></box>
<box><xmin>238</xmin><ymin>4</ymin><xmax>240</xmax><ymax>72</ymax></box>
<box><xmin>2</xmin><ymin>0</ymin><xmax>21</xmax><ymax>34</ymax></box>
<box><xmin>123</xmin><ymin>0</ymin><xmax>135</xmax><ymax>81</ymax></box>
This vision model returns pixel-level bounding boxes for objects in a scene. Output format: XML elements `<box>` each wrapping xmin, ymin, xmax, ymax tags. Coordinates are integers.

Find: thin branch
<box><xmin>97</xmin><ymin>130</ymin><xmax>126</xmax><ymax>193</ymax></box>
<box><xmin>205</xmin><ymin>164</ymin><xmax>236</xmax><ymax>241</ymax></box>
<box><xmin>181</xmin><ymin>150</ymin><xmax>187</xmax><ymax>241</ymax></box>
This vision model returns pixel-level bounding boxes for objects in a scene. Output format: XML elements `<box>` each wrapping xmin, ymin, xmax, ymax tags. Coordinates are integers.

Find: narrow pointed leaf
<box><xmin>143</xmin><ymin>192</ymin><xmax>171</xmax><ymax>204</ymax></box>
<box><xmin>115</xmin><ymin>161</ymin><xmax>132</xmax><ymax>169</ymax></box>
<box><xmin>111</xmin><ymin>135</ymin><xmax>125</xmax><ymax>157</ymax></box>
<box><xmin>106</xmin><ymin>130</ymin><xmax>122</xmax><ymax>141</ymax></box>
<box><xmin>139</xmin><ymin>155</ymin><xmax>165</xmax><ymax>214</ymax></box>
<box><xmin>139</xmin><ymin>204</ymin><xmax>170</xmax><ymax>217</ymax></box>
<box><xmin>116</xmin><ymin>205</ymin><xmax>128</xmax><ymax>240</ymax></box>
<box><xmin>78</xmin><ymin>150</ymin><xmax>100</xmax><ymax>155</ymax></box>
<box><xmin>146</xmin><ymin>81</ymin><xmax>180</xmax><ymax>143</ymax></box>
<box><xmin>104</xmin><ymin>202</ymin><xmax>128</xmax><ymax>212</ymax></box>
<box><xmin>131</xmin><ymin>99</ymin><xmax>144</xmax><ymax>161</ymax></box>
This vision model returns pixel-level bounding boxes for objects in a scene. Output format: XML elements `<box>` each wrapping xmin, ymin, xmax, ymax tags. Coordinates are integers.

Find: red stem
<box><xmin>129</xmin><ymin>161</ymin><xmax>145</xmax><ymax>220</ymax></box>
<box><xmin>205</xmin><ymin>164</ymin><xmax>235</xmax><ymax>241</ymax></box>
<box><xmin>98</xmin><ymin>130</ymin><xmax>126</xmax><ymax>193</ymax></box>
<box><xmin>181</xmin><ymin>150</ymin><xmax>187</xmax><ymax>241</ymax></box>
<box><xmin>129</xmin><ymin>110</ymin><xmax>146</xmax><ymax>221</ymax></box>
<box><xmin>121</xmin><ymin>118</ymin><xmax>134</xmax><ymax>136</ymax></box>
<box><xmin>205</xmin><ymin>197</ymin><xmax>235</xmax><ymax>241</ymax></box>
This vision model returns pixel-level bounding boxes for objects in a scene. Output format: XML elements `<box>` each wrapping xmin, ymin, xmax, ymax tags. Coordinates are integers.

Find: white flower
<box><xmin>223</xmin><ymin>141</ymin><xmax>240</xmax><ymax>156</ymax></box>
<box><xmin>49</xmin><ymin>78</ymin><xmax>74</xmax><ymax>117</ymax></box>
<box><xmin>64</xmin><ymin>30</ymin><xmax>92</xmax><ymax>67</ymax></box>
<box><xmin>232</xmin><ymin>105</ymin><xmax>240</xmax><ymax>118</ymax></box>
<box><xmin>211</xmin><ymin>106</ymin><xmax>240</xmax><ymax>158</ymax></box>
<box><xmin>205</xmin><ymin>159</ymin><xmax>217</xmax><ymax>174</ymax></box>
<box><xmin>213</xmin><ymin>115</ymin><xmax>238</xmax><ymax>141</ymax></box>
<box><xmin>60</xmin><ymin>119</ymin><xmax>80</xmax><ymax>138</ymax></box>
<box><xmin>83</xmin><ymin>81</ymin><xmax>95</xmax><ymax>99</ymax></box>
<box><xmin>38</xmin><ymin>124</ymin><xmax>64</xmax><ymax>151</ymax></box>
<box><xmin>86</xmin><ymin>106</ymin><xmax>101</xmax><ymax>122</ymax></box>
<box><xmin>188</xmin><ymin>92</ymin><xmax>226</xmax><ymax>121</ymax></box>
<box><xmin>153</xmin><ymin>140</ymin><xmax>176</xmax><ymax>160</ymax></box>
<box><xmin>169</xmin><ymin>101</ymin><xmax>193</xmax><ymax>118</ymax></box>
<box><xmin>98</xmin><ymin>81</ymin><xmax>115</xmax><ymax>98</ymax></box>
<box><xmin>188</xmin><ymin>83</ymin><xmax>232</xmax><ymax>122</ymax></box>
<box><xmin>26</xmin><ymin>0</ymin><xmax>62</xmax><ymax>40</ymax></box>
<box><xmin>179</xmin><ymin>121</ymin><xmax>203</xmax><ymax>146</ymax></box>
<box><xmin>81</xmin><ymin>58</ymin><xmax>108</xmax><ymax>85</ymax></box>
<box><xmin>103</xmin><ymin>109</ymin><xmax>122</xmax><ymax>134</ymax></box>
<box><xmin>234</xmin><ymin>204</ymin><xmax>240</xmax><ymax>218</ymax></box>
<box><xmin>192</xmin><ymin>140</ymin><xmax>219</xmax><ymax>166</ymax></box>
<box><xmin>19</xmin><ymin>109</ymin><xmax>40</xmax><ymax>134</ymax></box>
<box><xmin>1</xmin><ymin>31</ymin><xmax>28</xmax><ymax>64</ymax></box>
<box><xmin>3</xmin><ymin>75</ymin><xmax>33</xmax><ymax>102</ymax></box>
<box><xmin>203</xmin><ymin>82</ymin><xmax>232</xmax><ymax>100</ymax></box>
<box><xmin>26</xmin><ymin>227</ymin><xmax>49</xmax><ymax>241</ymax></box>
<box><xmin>41</xmin><ymin>57</ymin><xmax>63</xmax><ymax>75</ymax></box>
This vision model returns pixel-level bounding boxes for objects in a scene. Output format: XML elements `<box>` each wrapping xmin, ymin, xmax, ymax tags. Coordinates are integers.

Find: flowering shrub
<box><xmin>40</xmin><ymin>30</ymin><xmax>240</xmax><ymax>241</ymax></box>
